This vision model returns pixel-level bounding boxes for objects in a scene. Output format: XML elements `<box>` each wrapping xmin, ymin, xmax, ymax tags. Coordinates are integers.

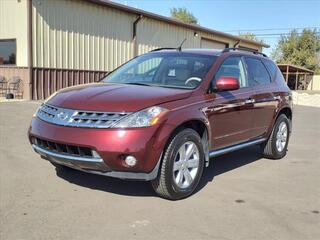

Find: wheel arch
<box><xmin>164</xmin><ymin>118</ymin><xmax>211</xmax><ymax>167</ymax></box>
<box><xmin>276</xmin><ymin>106</ymin><xmax>292</xmax><ymax>134</ymax></box>
<box><xmin>168</xmin><ymin>118</ymin><xmax>210</xmax><ymax>142</ymax></box>
<box><xmin>277</xmin><ymin>106</ymin><xmax>292</xmax><ymax>121</ymax></box>
<box><xmin>267</xmin><ymin>106</ymin><xmax>292</xmax><ymax>138</ymax></box>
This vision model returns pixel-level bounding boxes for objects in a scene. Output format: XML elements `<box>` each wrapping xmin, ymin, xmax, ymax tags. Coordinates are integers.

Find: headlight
<box><xmin>111</xmin><ymin>106</ymin><xmax>168</xmax><ymax>128</ymax></box>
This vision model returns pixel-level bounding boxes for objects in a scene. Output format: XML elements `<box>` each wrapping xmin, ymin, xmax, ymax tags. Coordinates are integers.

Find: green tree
<box><xmin>170</xmin><ymin>7</ymin><xmax>198</xmax><ymax>25</ymax></box>
<box><xmin>239</xmin><ymin>32</ymin><xmax>265</xmax><ymax>44</ymax></box>
<box><xmin>271</xmin><ymin>29</ymin><xmax>320</xmax><ymax>73</ymax></box>
<box><xmin>239</xmin><ymin>32</ymin><xmax>259</xmax><ymax>41</ymax></box>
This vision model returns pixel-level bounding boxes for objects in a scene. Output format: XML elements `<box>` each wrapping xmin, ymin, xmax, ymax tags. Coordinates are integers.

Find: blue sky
<box><xmin>112</xmin><ymin>0</ymin><xmax>320</xmax><ymax>56</ymax></box>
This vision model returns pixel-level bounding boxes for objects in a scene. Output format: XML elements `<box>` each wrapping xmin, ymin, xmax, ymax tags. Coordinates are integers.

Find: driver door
<box><xmin>206</xmin><ymin>56</ymin><xmax>255</xmax><ymax>150</ymax></box>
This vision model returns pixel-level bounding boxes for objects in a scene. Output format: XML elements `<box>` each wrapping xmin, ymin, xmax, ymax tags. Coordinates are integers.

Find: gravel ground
<box><xmin>0</xmin><ymin>102</ymin><xmax>319</xmax><ymax>240</ymax></box>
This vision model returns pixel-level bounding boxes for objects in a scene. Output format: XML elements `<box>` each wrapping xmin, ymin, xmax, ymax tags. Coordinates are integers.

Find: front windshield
<box><xmin>102</xmin><ymin>52</ymin><xmax>217</xmax><ymax>89</ymax></box>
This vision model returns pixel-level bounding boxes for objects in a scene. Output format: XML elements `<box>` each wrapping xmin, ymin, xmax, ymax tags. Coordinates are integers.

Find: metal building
<box><xmin>0</xmin><ymin>0</ymin><xmax>268</xmax><ymax>100</ymax></box>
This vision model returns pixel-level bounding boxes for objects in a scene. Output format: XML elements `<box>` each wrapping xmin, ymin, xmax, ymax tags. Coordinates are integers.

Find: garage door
<box><xmin>200</xmin><ymin>38</ymin><xmax>228</xmax><ymax>49</ymax></box>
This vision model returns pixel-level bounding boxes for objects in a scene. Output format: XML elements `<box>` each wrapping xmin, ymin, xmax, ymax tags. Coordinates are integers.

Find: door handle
<box><xmin>245</xmin><ymin>98</ymin><xmax>255</xmax><ymax>104</ymax></box>
<box><xmin>273</xmin><ymin>96</ymin><xmax>281</xmax><ymax>101</ymax></box>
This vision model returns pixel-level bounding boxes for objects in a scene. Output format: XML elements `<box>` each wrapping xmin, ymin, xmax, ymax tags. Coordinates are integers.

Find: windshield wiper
<box><xmin>124</xmin><ymin>82</ymin><xmax>152</xmax><ymax>86</ymax></box>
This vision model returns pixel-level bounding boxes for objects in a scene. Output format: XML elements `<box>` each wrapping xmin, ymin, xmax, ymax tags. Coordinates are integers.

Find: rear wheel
<box><xmin>151</xmin><ymin>128</ymin><xmax>205</xmax><ymax>200</ymax></box>
<box><xmin>262</xmin><ymin>114</ymin><xmax>290</xmax><ymax>159</ymax></box>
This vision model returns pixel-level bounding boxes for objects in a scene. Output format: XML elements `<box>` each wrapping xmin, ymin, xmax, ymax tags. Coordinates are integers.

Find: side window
<box><xmin>262</xmin><ymin>59</ymin><xmax>277</xmax><ymax>81</ymax></box>
<box><xmin>214</xmin><ymin>57</ymin><xmax>248</xmax><ymax>88</ymax></box>
<box><xmin>0</xmin><ymin>39</ymin><xmax>16</xmax><ymax>65</ymax></box>
<box><xmin>245</xmin><ymin>57</ymin><xmax>271</xmax><ymax>86</ymax></box>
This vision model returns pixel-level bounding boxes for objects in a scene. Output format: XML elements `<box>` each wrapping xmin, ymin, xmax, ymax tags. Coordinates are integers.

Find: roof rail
<box><xmin>222</xmin><ymin>47</ymin><xmax>268</xmax><ymax>57</ymax></box>
<box><xmin>150</xmin><ymin>47</ymin><xmax>177</xmax><ymax>52</ymax></box>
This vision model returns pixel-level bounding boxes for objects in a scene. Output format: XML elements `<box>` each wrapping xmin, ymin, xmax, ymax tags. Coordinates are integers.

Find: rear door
<box><xmin>244</xmin><ymin>57</ymin><xmax>278</xmax><ymax>138</ymax></box>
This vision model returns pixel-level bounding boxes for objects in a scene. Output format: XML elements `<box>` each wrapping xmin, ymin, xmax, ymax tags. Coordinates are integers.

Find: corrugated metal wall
<box><xmin>136</xmin><ymin>18</ymin><xmax>262</xmax><ymax>54</ymax></box>
<box><xmin>32</xmin><ymin>0</ymin><xmax>135</xmax><ymax>72</ymax></box>
<box><xmin>200</xmin><ymin>38</ymin><xmax>228</xmax><ymax>49</ymax></box>
<box><xmin>32</xmin><ymin>0</ymin><xmax>263</xmax><ymax>72</ymax></box>
<box><xmin>0</xmin><ymin>0</ymin><xmax>28</xmax><ymax>67</ymax></box>
<box><xmin>29</xmin><ymin>0</ymin><xmax>263</xmax><ymax>99</ymax></box>
<box><xmin>136</xmin><ymin>18</ymin><xmax>199</xmax><ymax>54</ymax></box>
<box><xmin>32</xmin><ymin>68</ymin><xmax>107</xmax><ymax>100</ymax></box>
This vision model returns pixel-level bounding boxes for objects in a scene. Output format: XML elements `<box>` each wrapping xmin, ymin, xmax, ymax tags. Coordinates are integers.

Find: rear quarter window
<box><xmin>262</xmin><ymin>59</ymin><xmax>278</xmax><ymax>81</ymax></box>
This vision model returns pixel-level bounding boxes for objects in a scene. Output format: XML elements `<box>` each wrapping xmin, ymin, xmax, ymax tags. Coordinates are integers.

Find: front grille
<box><xmin>36</xmin><ymin>103</ymin><xmax>130</xmax><ymax>128</ymax></box>
<box><xmin>32</xmin><ymin>137</ymin><xmax>93</xmax><ymax>158</ymax></box>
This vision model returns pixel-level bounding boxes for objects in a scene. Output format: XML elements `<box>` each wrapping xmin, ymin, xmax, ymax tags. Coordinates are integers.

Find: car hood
<box><xmin>47</xmin><ymin>83</ymin><xmax>192</xmax><ymax>112</ymax></box>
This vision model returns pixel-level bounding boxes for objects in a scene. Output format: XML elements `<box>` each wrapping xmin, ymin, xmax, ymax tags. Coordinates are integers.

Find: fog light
<box><xmin>125</xmin><ymin>155</ymin><xmax>137</xmax><ymax>167</ymax></box>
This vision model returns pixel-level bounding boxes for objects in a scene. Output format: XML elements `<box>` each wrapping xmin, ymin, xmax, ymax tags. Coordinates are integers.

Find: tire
<box><xmin>262</xmin><ymin>114</ymin><xmax>291</xmax><ymax>159</ymax></box>
<box><xmin>151</xmin><ymin>128</ymin><xmax>205</xmax><ymax>200</ymax></box>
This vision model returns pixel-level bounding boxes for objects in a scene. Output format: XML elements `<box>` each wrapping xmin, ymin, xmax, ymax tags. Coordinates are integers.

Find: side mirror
<box><xmin>215</xmin><ymin>76</ymin><xmax>240</xmax><ymax>91</ymax></box>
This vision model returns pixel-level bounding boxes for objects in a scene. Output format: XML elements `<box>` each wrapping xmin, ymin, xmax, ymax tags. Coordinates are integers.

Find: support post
<box><xmin>27</xmin><ymin>0</ymin><xmax>33</xmax><ymax>100</ymax></box>
<box><xmin>295</xmin><ymin>71</ymin><xmax>299</xmax><ymax>90</ymax></box>
<box><xmin>304</xmin><ymin>73</ymin><xmax>307</xmax><ymax>90</ymax></box>
<box><xmin>285</xmin><ymin>65</ymin><xmax>289</xmax><ymax>84</ymax></box>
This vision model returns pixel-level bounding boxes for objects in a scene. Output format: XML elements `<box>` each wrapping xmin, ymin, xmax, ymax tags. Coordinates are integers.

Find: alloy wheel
<box><xmin>276</xmin><ymin>122</ymin><xmax>288</xmax><ymax>152</ymax></box>
<box><xmin>173</xmin><ymin>141</ymin><xmax>200</xmax><ymax>189</ymax></box>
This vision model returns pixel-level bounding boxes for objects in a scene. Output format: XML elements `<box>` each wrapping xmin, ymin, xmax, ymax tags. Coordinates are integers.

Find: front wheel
<box><xmin>151</xmin><ymin>128</ymin><xmax>205</xmax><ymax>200</ymax></box>
<box><xmin>262</xmin><ymin>114</ymin><xmax>291</xmax><ymax>159</ymax></box>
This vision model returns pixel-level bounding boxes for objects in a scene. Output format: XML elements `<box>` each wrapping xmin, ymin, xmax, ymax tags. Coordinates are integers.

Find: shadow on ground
<box><xmin>56</xmin><ymin>145</ymin><xmax>263</xmax><ymax>198</ymax></box>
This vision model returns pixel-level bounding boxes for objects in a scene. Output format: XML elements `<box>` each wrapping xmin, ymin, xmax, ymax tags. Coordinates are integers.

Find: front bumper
<box><xmin>32</xmin><ymin>144</ymin><xmax>160</xmax><ymax>180</ymax></box>
<box><xmin>29</xmin><ymin>117</ymin><xmax>168</xmax><ymax>180</ymax></box>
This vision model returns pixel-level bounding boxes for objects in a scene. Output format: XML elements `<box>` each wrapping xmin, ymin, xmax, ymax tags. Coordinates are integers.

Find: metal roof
<box><xmin>87</xmin><ymin>0</ymin><xmax>270</xmax><ymax>48</ymax></box>
<box><xmin>277</xmin><ymin>64</ymin><xmax>314</xmax><ymax>74</ymax></box>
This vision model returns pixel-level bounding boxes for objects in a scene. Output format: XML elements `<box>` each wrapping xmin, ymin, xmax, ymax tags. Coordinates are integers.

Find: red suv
<box><xmin>29</xmin><ymin>48</ymin><xmax>292</xmax><ymax>200</ymax></box>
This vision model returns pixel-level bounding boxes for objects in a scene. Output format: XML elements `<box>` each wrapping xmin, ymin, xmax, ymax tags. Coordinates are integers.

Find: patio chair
<box><xmin>6</xmin><ymin>76</ymin><xmax>23</xmax><ymax>99</ymax></box>
<box><xmin>0</xmin><ymin>76</ymin><xmax>7</xmax><ymax>97</ymax></box>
